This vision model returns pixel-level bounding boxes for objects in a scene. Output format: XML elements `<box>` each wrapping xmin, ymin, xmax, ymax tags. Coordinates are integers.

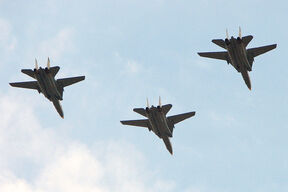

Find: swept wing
<box><xmin>247</xmin><ymin>44</ymin><xmax>277</xmax><ymax>58</ymax></box>
<box><xmin>9</xmin><ymin>81</ymin><xmax>39</xmax><ymax>91</ymax></box>
<box><xmin>57</xmin><ymin>76</ymin><xmax>85</xmax><ymax>88</ymax></box>
<box><xmin>168</xmin><ymin>111</ymin><xmax>195</xmax><ymax>125</ymax></box>
<box><xmin>198</xmin><ymin>51</ymin><xmax>230</xmax><ymax>63</ymax></box>
<box><xmin>120</xmin><ymin>119</ymin><xmax>150</xmax><ymax>128</ymax></box>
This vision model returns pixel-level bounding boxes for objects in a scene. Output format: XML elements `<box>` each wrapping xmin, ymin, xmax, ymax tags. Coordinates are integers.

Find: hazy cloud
<box><xmin>0</xmin><ymin>93</ymin><xmax>174</xmax><ymax>192</ymax></box>
<box><xmin>38</xmin><ymin>28</ymin><xmax>75</xmax><ymax>60</ymax></box>
<box><xmin>0</xmin><ymin>18</ymin><xmax>17</xmax><ymax>52</ymax></box>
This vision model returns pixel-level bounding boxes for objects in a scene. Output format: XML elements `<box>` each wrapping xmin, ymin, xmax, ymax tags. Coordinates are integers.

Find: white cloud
<box><xmin>210</xmin><ymin>111</ymin><xmax>237</xmax><ymax>128</ymax></box>
<box><xmin>0</xmin><ymin>93</ymin><xmax>174</xmax><ymax>192</ymax></box>
<box><xmin>0</xmin><ymin>18</ymin><xmax>17</xmax><ymax>52</ymax></box>
<box><xmin>114</xmin><ymin>52</ymin><xmax>143</xmax><ymax>75</ymax></box>
<box><xmin>38</xmin><ymin>28</ymin><xmax>75</xmax><ymax>60</ymax></box>
<box><xmin>124</xmin><ymin>60</ymin><xmax>142</xmax><ymax>74</ymax></box>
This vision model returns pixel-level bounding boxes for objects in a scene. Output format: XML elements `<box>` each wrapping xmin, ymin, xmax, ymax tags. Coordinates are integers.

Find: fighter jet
<box><xmin>120</xmin><ymin>97</ymin><xmax>195</xmax><ymax>155</ymax></box>
<box><xmin>9</xmin><ymin>58</ymin><xmax>85</xmax><ymax>118</ymax></box>
<box><xmin>198</xmin><ymin>28</ymin><xmax>277</xmax><ymax>90</ymax></box>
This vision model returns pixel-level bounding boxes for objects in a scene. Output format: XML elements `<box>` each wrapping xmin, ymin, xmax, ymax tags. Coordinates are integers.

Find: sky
<box><xmin>0</xmin><ymin>0</ymin><xmax>287</xmax><ymax>191</ymax></box>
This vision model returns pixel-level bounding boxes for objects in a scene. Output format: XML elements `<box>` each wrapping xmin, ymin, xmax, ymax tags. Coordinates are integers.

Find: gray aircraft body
<box><xmin>198</xmin><ymin>28</ymin><xmax>277</xmax><ymax>90</ymax></box>
<box><xmin>10</xmin><ymin>58</ymin><xmax>85</xmax><ymax>118</ymax></box>
<box><xmin>121</xmin><ymin>98</ymin><xmax>195</xmax><ymax>154</ymax></box>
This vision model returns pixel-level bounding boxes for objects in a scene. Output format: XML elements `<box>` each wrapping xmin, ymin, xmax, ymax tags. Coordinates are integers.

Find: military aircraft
<box><xmin>120</xmin><ymin>97</ymin><xmax>195</xmax><ymax>155</ymax></box>
<box><xmin>9</xmin><ymin>58</ymin><xmax>85</xmax><ymax>118</ymax></box>
<box><xmin>198</xmin><ymin>27</ymin><xmax>277</xmax><ymax>90</ymax></box>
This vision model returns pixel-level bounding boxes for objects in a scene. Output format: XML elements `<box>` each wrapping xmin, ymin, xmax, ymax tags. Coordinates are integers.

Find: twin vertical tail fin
<box><xmin>47</xmin><ymin>57</ymin><xmax>50</xmax><ymax>69</ymax></box>
<box><xmin>212</xmin><ymin>28</ymin><xmax>253</xmax><ymax>48</ymax></box>
<box><xmin>35</xmin><ymin>59</ymin><xmax>39</xmax><ymax>70</ymax></box>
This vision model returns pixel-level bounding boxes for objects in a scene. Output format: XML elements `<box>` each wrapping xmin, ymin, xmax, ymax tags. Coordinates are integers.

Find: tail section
<box><xmin>52</xmin><ymin>99</ymin><xmax>64</xmax><ymax>118</ymax></box>
<box><xmin>212</xmin><ymin>39</ymin><xmax>226</xmax><ymax>49</ymax></box>
<box><xmin>133</xmin><ymin>108</ymin><xmax>147</xmax><ymax>117</ymax></box>
<box><xmin>21</xmin><ymin>69</ymin><xmax>36</xmax><ymax>79</ymax></box>
<box><xmin>242</xmin><ymin>35</ymin><xmax>253</xmax><ymax>47</ymax></box>
<box><xmin>163</xmin><ymin>136</ymin><xmax>173</xmax><ymax>155</ymax></box>
<box><xmin>49</xmin><ymin>66</ymin><xmax>60</xmax><ymax>77</ymax></box>
<box><xmin>161</xmin><ymin>104</ymin><xmax>172</xmax><ymax>115</ymax></box>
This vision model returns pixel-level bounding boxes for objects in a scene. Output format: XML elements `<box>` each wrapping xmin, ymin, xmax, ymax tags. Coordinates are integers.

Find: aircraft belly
<box><xmin>36</xmin><ymin>75</ymin><xmax>49</xmax><ymax>98</ymax></box>
<box><xmin>148</xmin><ymin>115</ymin><xmax>161</xmax><ymax>137</ymax></box>
<box><xmin>228</xmin><ymin>48</ymin><xmax>238</xmax><ymax>71</ymax></box>
<box><xmin>158</xmin><ymin>115</ymin><xmax>172</xmax><ymax>137</ymax></box>
<box><xmin>237</xmin><ymin>47</ymin><xmax>251</xmax><ymax>71</ymax></box>
<box><xmin>149</xmin><ymin>112</ymin><xmax>171</xmax><ymax>138</ymax></box>
<box><xmin>39</xmin><ymin>72</ymin><xmax>61</xmax><ymax>100</ymax></box>
<box><xmin>49</xmin><ymin>76</ymin><xmax>62</xmax><ymax>99</ymax></box>
<box><xmin>229</xmin><ymin>44</ymin><xmax>250</xmax><ymax>72</ymax></box>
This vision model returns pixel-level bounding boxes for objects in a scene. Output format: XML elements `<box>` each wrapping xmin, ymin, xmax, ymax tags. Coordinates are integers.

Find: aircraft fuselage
<box><xmin>34</xmin><ymin>67</ymin><xmax>62</xmax><ymax>101</ymax></box>
<box><xmin>146</xmin><ymin>106</ymin><xmax>172</xmax><ymax>138</ymax></box>
<box><xmin>226</xmin><ymin>37</ymin><xmax>251</xmax><ymax>71</ymax></box>
<box><xmin>146</xmin><ymin>106</ymin><xmax>173</xmax><ymax>154</ymax></box>
<box><xmin>226</xmin><ymin>37</ymin><xmax>252</xmax><ymax>89</ymax></box>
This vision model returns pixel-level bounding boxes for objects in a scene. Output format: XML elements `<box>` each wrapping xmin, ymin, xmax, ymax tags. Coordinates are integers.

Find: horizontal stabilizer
<box><xmin>21</xmin><ymin>69</ymin><xmax>35</xmax><ymax>79</ymax></box>
<box><xmin>9</xmin><ymin>81</ymin><xmax>39</xmax><ymax>91</ymax></box>
<box><xmin>49</xmin><ymin>66</ymin><xmax>60</xmax><ymax>77</ymax></box>
<box><xmin>57</xmin><ymin>76</ymin><xmax>85</xmax><ymax>88</ymax></box>
<box><xmin>120</xmin><ymin>119</ymin><xmax>149</xmax><ymax>128</ymax></box>
<box><xmin>162</xmin><ymin>104</ymin><xmax>172</xmax><ymax>115</ymax></box>
<box><xmin>247</xmin><ymin>44</ymin><xmax>277</xmax><ymax>58</ymax></box>
<box><xmin>168</xmin><ymin>111</ymin><xmax>196</xmax><ymax>125</ymax></box>
<box><xmin>133</xmin><ymin>108</ymin><xmax>147</xmax><ymax>117</ymax></box>
<box><xmin>242</xmin><ymin>35</ymin><xmax>253</xmax><ymax>47</ymax></box>
<box><xmin>198</xmin><ymin>51</ymin><xmax>230</xmax><ymax>63</ymax></box>
<box><xmin>212</xmin><ymin>39</ymin><xmax>226</xmax><ymax>49</ymax></box>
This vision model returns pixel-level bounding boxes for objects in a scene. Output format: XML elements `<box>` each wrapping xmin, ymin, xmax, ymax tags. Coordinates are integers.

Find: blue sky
<box><xmin>0</xmin><ymin>0</ymin><xmax>287</xmax><ymax>191</ymax></box>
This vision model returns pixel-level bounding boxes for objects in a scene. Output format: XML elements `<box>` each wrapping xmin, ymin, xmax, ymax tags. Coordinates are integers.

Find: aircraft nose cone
<box><xmin>241</xmin><ymin>70</ymin><xmax>252</xmax><ymax>91</ymax></box>
<box><xmin>168</xmin><ymin>148</ymin><xmax>173</xmax><ymax>155</ymax></box>
<box><xmin>163</xmin><ymin>137</ymin><xmax>173</xmax><ymax>155</ymax></box>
